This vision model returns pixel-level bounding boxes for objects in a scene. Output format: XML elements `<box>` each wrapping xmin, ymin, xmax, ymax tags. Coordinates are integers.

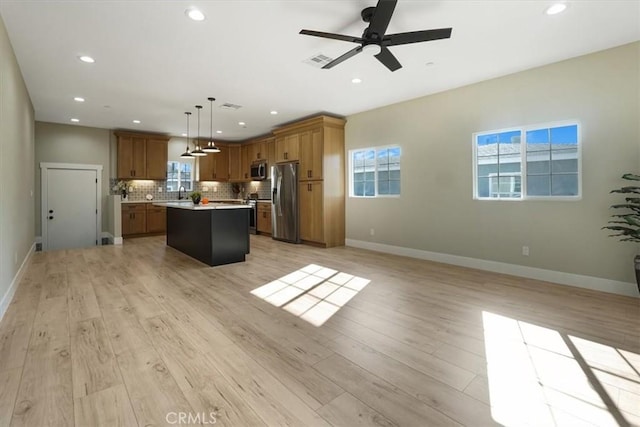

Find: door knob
<box><xmin>48</xmin><ymin>216</ymin><xmax>54</xmax><ymax>220</ymax></box>
<box><xmin>49</xmin><ymin>209</ymin><xmax>54</xmax><ymax>213</ymax></box>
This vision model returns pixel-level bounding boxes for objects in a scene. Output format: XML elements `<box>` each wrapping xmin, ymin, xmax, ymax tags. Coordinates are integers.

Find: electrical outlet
<box><xmin>370</xmin><ymin>228</ymin><xmax>375</xmax><ymax>236</ymax></box>
<box><xmin>522</xmin><ymin>246</ymin><xmax>530</xmax><ymax>256</ymax></box>
<box><xmin>202</xmin><ymin>187</ymin><xmax>209</xmax><ymax>192</ymax></box>
<box><xmin>157</xmin><ymin>187</ymin><xmax>162</xmax><ymax>193</ymax></box>
<box><xmin>213</xmin><ymin>187</ymin><xmax>218</xmax><ymax>193</ymax></box>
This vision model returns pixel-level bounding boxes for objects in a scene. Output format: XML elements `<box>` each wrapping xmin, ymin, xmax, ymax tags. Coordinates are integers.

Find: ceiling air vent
<box><xmin>304</xmin><ymin>53</ymin><xmax>334</xmax><ymax>68</ymax></box>
<box><xmin>219</xmin><ymin>103</ymin><xmax>242</xmax><ymax>110</ymax></box>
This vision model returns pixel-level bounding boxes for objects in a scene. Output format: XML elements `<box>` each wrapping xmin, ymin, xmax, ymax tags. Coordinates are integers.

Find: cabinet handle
<box><xmin>284</xmin><ymin>152</ymin><xmax>288</xmax><ymax>160</ymax></box>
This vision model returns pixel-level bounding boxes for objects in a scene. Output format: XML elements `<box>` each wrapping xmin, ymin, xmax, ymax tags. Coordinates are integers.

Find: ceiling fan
<box><xmin>300</xmin><ymin>0</ymin><xmax>452</xmax><ymax>72</ymax></box>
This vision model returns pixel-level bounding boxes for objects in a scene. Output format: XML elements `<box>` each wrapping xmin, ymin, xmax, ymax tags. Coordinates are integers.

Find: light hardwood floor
<box><xmin>0</xmin><ymin>235</ymin><xmax>639</xmax><ymax>426</ymax></box>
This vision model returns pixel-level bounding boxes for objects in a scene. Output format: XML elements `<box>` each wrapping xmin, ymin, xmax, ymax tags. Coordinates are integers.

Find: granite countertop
<box><xmin>153</xmin><ymin>201</ymin><xmax>251</xmax><ymax>210</ymax></box>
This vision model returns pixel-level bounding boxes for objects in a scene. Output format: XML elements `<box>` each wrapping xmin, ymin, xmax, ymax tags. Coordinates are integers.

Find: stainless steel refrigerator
<box><xmin>271</xmin><ymin>162</ymin><xmax>300</xmax><ymax>243</ymax></box>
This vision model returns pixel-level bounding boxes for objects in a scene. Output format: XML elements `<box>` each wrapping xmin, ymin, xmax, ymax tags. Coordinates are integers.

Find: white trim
<box><xmin>113</xmin><ymin>237</ymin><xmax>123</xmax><ymax>245</ymax></box>
<box><xmin>0</xmin><ymin>243</ymin><xmax>36</xmax><ymax>323</ymax></box>
<box><xmin>40</xmin><ymin>162</ymin><xmax>103</xmax><ymax>251</ymax></box>
<box><xmin>101</xmin><ymin>231</ymin><xmax>122</xmax><ymax>245</ymax></box>
<box><xmin>345</xmin><ymin>239</ymin><xmax>639</xmax><ymax>298</ymax></box>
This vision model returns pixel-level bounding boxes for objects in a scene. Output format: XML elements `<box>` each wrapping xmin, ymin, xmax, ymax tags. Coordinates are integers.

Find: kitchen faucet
<box><xmin>178</xmin><ymin>186</ymin><xmax>185</xmax><ymax>200</ymax></box>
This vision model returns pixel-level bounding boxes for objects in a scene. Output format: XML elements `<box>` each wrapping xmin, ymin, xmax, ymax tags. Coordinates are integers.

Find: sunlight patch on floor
<box><xmin>250</xmin><ymin>264</ymin><xmax>370</xmax><ymax>327</ymax></box>
<box><xmin>482</xmin><ymin>311</ymin><xmax>640</xmax><ymax>426</ymax></box>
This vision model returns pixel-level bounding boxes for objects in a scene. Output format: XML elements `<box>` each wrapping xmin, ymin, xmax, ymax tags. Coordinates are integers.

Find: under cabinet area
<box><xmin>115</xmin><ymin>131</ymin><xmax>169</xmax><ymax>179</ymax></box>
<box><xmin>256</xmin><ymin>201</ymin><xmax>272</xmax><ymax>235</ymax></box>
<box><xmin>122</xmin><ymin>203</ymin><xmax>166</xmax><ymax>237</ymax></box>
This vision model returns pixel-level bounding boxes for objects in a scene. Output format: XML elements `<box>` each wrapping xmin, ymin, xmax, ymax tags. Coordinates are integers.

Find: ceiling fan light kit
<box><xmin>299</xmin><ymin>0</ymin><xmax>452</xmax><ymax>72</ymax></box>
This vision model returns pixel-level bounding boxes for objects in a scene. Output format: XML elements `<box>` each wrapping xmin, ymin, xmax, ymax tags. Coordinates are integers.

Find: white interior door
<box><xmin>46</xmin><ymin>168</ymin><xmax>98</xmax><ymax>250</ymax></box>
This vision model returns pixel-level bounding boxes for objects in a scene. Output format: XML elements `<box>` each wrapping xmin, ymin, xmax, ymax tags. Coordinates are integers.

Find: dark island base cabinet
<box><xmin>166</xmin><ymin>207</ymin><xmax>250</xmax><ymax>267</ymax></box>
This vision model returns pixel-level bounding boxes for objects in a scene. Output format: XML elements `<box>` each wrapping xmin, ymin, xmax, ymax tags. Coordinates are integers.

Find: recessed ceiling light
<box><xmin>73</xmin><ymin>96</ymin><xmax>85</xmax><ymax>102</ymax></box>
<box><xmin>238</xmin><ymin>121</ymin><xmax>246</xmax><ymax>126</ymax></box>
<box><xmin>270</xmin><ymin>110</ymin><xmax>278</xmax><ymax>115</ymax></box>
<box><xmin>216</xmin><ymin>130</ymin><xmax>223</xmax><ymax>134</ymax></box>
<box><xmin>70</xmin><ymin>118</ymin><xmax>80</xmax><ymax>123</ymax></box>
<box><xmin>186</xmin><ymin>8</ymin><xmax>205</xmax><ymax>21</ymax></box>
<box><xmin>132</xmin><ymin>119</ymin><xmax>141</xmax><ymax>124</ymax></box>
<box><xmin>545</xmin><ymin>3</ymin><xmax>567</xmax><ymax>15</ymax></box>
<box><xmin>78</xmin><ymin>55</ymin><xmax>95</xmax><ymax>63</ymax></box>
<box><xmin>351</xmin><ymin>78</ymin><xmax>362</xmax><ymax>84</ymax></box>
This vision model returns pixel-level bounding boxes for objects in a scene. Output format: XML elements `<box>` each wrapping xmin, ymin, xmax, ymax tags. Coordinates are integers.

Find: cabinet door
<box><xmin>275</xmin><ymin>137</ymin><xmax>286</xmax><ymax>163</ymax></box>
<box><xmin>254</xmin><ymin>140</ymin><xmax>266</xmax><ymax>161</ymax></box>
<box><xmin>241</xmin><ymin>144</ymin><xmax>251</xmax><ymax>181</ymax></box>
<box><xmin>146</xmin><ymin>138</ymin><xmax>167</xmax><ymax>179</ymax></box>
<box><xmin>299</xmin><ymin>129</ymin><xmax>323</xmax><ymax>180</ymax></box>
<box><xmin>229</xmin><ymin>145</ymin><xmax>242</xmax><ymax>181</ymax></box>
<box><xmin>122</xmin><ymin>204</ymin><xmax>146</xmax><ymax>236</ymax></box>
<box><xmin>213</xmin><ymin>144</ymin><xmax>230</xmax><ymax>181</ymax></box>
<box><xmin>198</xmin><ymin>152</ymin><xmax>215</xmax><ymax>181</ymax></box>
<box><xmin>131</xmin><ymin>137</ymin><xmax>146</xmax><ymax>178</ymax></box>
<box><xmin>117</xmin><ymin>136</ymin><xmax>134</xmax><ymax>179</ymax></box>
<box><xmin>284</xmin><ymin>134</ymin><xmax>299</xmax><ymax>161</ymax></box>
<box><xmin>299</xmin><ymin>181</ymin><xmax>324</xmax><ymax>243</ymax></box>
<box><xmin>266</xmin><ymin>137</ymin><xmax>275</xmax><ymax>168</ymax></box>
<box><xmin>146</xmin><ymin>207</ymin><xmax>166</xmax><ymax>233</ymax></box>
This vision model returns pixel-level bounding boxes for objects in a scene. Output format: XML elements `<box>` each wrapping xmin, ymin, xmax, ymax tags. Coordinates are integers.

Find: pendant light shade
<box><xmin>203</xmin><ymin>97</ymin><xmax>220</xmax><ymax>153</ymax></box>
<box><xmin>191</xmin><ymin>105</ymin><xmax>206</xmax><ymax>157</ymax></box>
<box><xmin>180</xmin><ymin>112</ymin><xmax>193</xmax><ymax>158</ymax></box>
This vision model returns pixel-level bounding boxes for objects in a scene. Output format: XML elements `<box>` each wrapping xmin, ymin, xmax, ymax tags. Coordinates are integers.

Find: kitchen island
<box><xmin>153</xmin><ymin>202</ymin><xmax>251</xmax><ymax>266</ymax></box>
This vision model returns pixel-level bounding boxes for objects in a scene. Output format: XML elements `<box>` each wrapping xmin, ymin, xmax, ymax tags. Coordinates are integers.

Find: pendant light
<box><xmin>180</xmin><ymin>112</ymin><xmax>193</xmax><ymax>158</ymax></box>
<box><xmin>191</xmin><ymin>105</ymin><xmax>206</xmax><ymax>157</ymax></box>
<box><xmin>203</xmin><ymin>97</ymin><xmax>220</xmax><ymax>153</ymax></box>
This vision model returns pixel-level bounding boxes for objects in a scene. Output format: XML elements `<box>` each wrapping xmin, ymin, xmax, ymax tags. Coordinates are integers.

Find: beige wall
<box><xmin>0</xmin><ymin>15</ymin><xmax>35</xmax><ymax>311</ymax></box>
<box><xmin>345</xmin><ymin>42</ymin><xmax>640</xmax><ymax>285</ymax></box>
<box><xmin>34</xmin><ymin>122</ymin><xmax>111</xmax><ymax>235</ymax></box>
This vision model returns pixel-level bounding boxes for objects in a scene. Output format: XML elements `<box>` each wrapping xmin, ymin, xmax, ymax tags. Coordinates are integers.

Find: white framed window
<box><xmin>166</xmin><ymin>161</ymin><xmax>193</xmax><ymax>192</ymax></box>
<box><xmin>350</xmin><ymin>146</ymin><xmax>401</xmax><ymax>197</ymax></box>
<box><xmin>473</xmin><ymin>121</ymin><xmax>580</xmax><ymax>200</ymax></box>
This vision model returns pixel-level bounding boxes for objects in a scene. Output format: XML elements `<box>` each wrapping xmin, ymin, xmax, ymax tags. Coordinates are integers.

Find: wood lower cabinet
<box><xmin>299</xmin><ymin>181</ymin><xmax>324</xmax><ymax>243</ymax></box>
<box><xmin>146</xmin><ymin>205</ymin><xmax>166</xmax><ymax>233</ymax></box>
<box><xmin>256</xmin><ymin>202</ymin><xmax>272</xmax><ymax>235</ymax></box>
<box><xmin>122</xmin><ymin>203</ymin><xmax>147</xmax><ymax>236</ymax></box>
<box><xmin>122</xmin><ymin>203</ymin><xmax>166</xmax><ymax>236</ymax></box>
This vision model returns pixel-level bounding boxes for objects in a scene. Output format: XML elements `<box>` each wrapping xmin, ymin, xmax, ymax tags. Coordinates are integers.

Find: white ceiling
<box><xmin>1</xmin><ymin>1</ymin><xmax>638</xmax><ymax>141</ymax></box>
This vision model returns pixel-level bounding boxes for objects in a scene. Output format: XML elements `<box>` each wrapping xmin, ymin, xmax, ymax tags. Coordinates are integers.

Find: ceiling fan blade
<box><xmin>300</xmin><ymin>29</ymin><xmax>364</xmax><ymax>44</ymax></box>
<box><xmin>383</xmin><ymin>28</ymin><xmax>452</xmax><ymax>46</ymax></box>
<box><xmin>366</xmin><ymin>0</ymin><xmax>397</xmax><ymax>39</ymax></box>
<box><xmin>323</xmin><ymin>46</ymin><xmax>363</xmax><ymax>69</ymax></box>
<box><xmin>374</xmin><ymin>46</ymin><xmax>402</xmax><ymax>72</ymax></box>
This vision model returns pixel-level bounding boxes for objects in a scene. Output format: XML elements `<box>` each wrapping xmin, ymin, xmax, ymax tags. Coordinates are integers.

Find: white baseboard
<box><xmin>345</xmin><ymin>239</ymin><xmax>639</xmax><ymax>298</ymax></box>
<box><xmin>0</xmin><ymin>243</ymin><xmax>36</xmax><ymax>322</ymax></box>
<box><xmin>102</xmin><ymin>231</ymin><xmax>122</xmax><ymax>245</ymax></box>
<box><xmin>114</xmin><ymin>237</ymin><xmax>123</xmax><ymax>245</ymax></box>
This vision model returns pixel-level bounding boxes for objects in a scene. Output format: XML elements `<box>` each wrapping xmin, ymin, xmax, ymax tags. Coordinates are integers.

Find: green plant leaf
<box><xmin>611</xmin><ymin>187</ymin><xmax>640</xmax><ymax>194</ymax></box>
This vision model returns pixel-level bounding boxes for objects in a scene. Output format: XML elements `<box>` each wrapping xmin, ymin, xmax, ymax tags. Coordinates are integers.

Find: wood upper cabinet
<box><xmin>116</xmin><ymin>132</ymin><xmax>169</xmax><ymax>180</ymax></box>
<box><xmin>299</xmin><ymin>128</ymin><xmax>323</xmax><ymax>181</ymax></box>
<box><xmin>117</xmin><ymin>136</ymin><xmax>146</xmax><ymax>179</ymax></box>
<box><xmin>228</xmin><ymin>144</ymin><xmax>242</xmax><ymax>181</ymax></box>
<box><xmin>265</xmin><ymin>137</ymin><xmax>275</xmax><ymax>168</ymax></box>
<box><xmin>275</xmin><ymin>134</ymin><xmax>299</xmax><ymax>162</ymax></box>
<box><xmin>240</xmin><ymin>144</ymin><xmax>251</xmax><ymax>180</ymax></box>
<box><xmin>250</xmin><ymin>139</ymin><xmax>266</xmax><ymax>162</ymax></box>
<box><xmin>214</xmin><ymin>144</ymin><xmax>230</xmax><ymax>180</ymax></box>
<box><xmin>197</xmin><ymin>143</ymin><xmax>230</xmax><ymax>181</ymax></box>
<box><xmin>146</xmin><ymin>138</ymin><xmax>168</xmax><ymax>179</ymax></box>
<box><xmin>299</xmin><ymin>181</ymin><xmax>324</xmax><ymax>243</ymax></box>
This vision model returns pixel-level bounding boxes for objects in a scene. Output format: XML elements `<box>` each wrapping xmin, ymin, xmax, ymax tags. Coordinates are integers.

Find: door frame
<box><xmin>40</xmin><ymin>162</ymin><xmax>103</xmax><ymax>251</ymax></box>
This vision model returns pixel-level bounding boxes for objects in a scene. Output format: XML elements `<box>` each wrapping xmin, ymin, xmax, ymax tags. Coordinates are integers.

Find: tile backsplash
<box><xmin>110</xmin><ymin>178</ymin><xmax>271</xmax><ymax>201</ymax></box>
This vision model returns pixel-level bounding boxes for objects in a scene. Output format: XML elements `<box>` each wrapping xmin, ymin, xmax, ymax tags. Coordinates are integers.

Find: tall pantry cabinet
<box><xmin>272</xmin><ymin>115</ymin><xmax>346</xmax><ymax>248</ymax></box>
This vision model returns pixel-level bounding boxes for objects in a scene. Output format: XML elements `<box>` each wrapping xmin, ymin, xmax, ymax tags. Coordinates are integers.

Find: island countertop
<box><xmin>153</xmin><ymin>201</ymin><xmax>251</xmax><ymax>210</ymax></box>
